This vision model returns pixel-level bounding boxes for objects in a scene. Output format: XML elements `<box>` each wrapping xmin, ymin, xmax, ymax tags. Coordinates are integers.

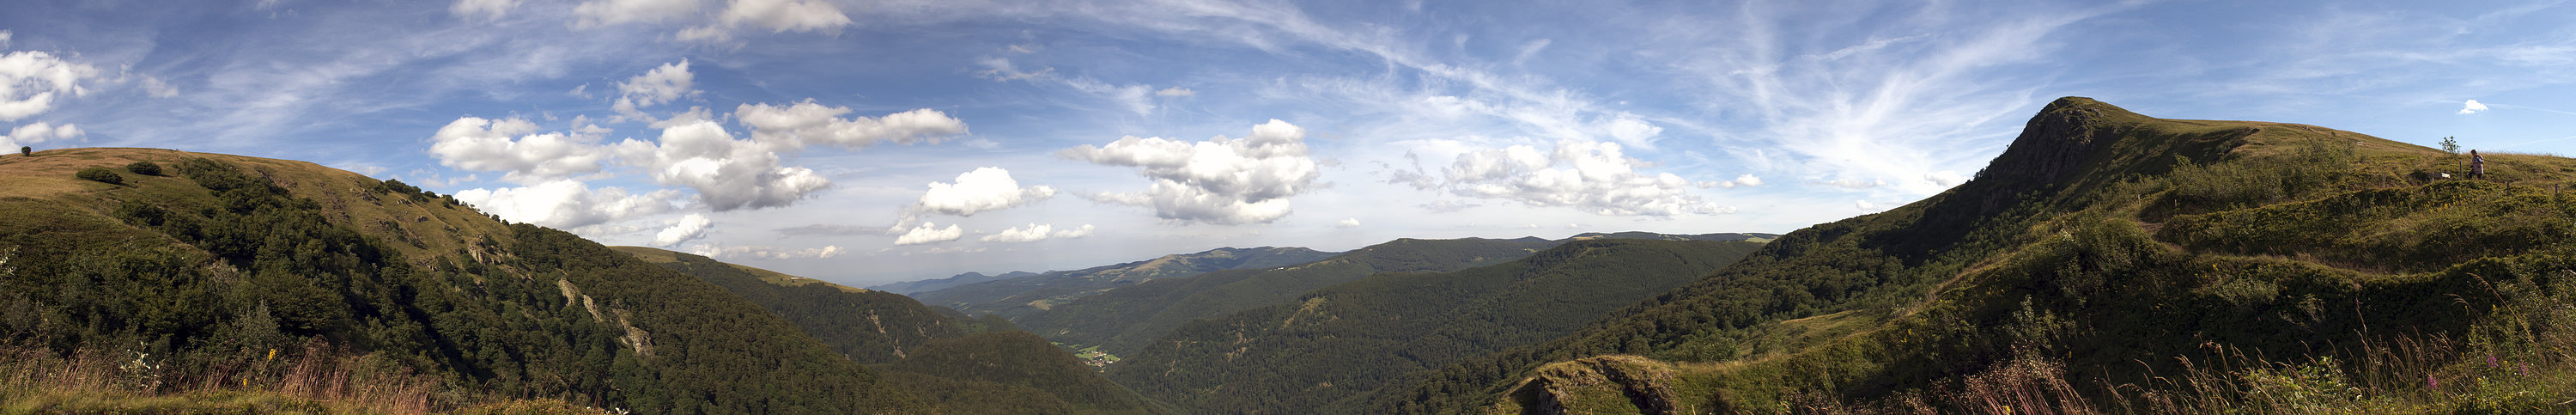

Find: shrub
<box><xmin>76</xmin><ymin>167</ymin><xmax>125</xmax><ymax>186</ymax></box>
<box><xmin>126</xmin><ymin>161</ymin><xmax>164</xmax><ymax>176</ymax></box>
<box><xmin>17</xmin><ymin>146</ymin><xmax>27</xmax><ymax>156</ymax></box>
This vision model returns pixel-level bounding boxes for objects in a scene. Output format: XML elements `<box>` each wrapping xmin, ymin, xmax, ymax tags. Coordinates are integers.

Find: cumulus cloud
<box><xmin>1156</xmin><ymin>87</ymin><xmax>1196</xmax><ymax>97</ymax></box>
<box><xmin>1336</xmin><ymin>218</ymin><xmax>1360</xmax><ymax>228</ymax></box>
<box><xmin>893</xmin><ymin>222</ymin><xmax>963</xmax><ymax>245</ymax></box>
<box><xmin>613</xmin><ymin>59</ymin><xmax>695</xmax><ymax>119</ymax></box>
<box><xmin>453</xmin><ymin>180</ymin><xmax>681</xmax><ymax>229</ymax></box>
<box><xmin>428</xmin><ymin>117</ymin><xmax>612</xmax><ymax>183</ymax></box>
<box><xmin>1443</xmin><ymin>138</ymin><xmax>1730</xmax><ymax>216</ymax></box>
<box><xmin>719</xmin><ymin>0</ymin><xmax>850</xmax><ymax>33</ymax></box>
<box><xmin>0</xmin><ymin>121</ymin><xmax>82</xmax><ymax>151</ymax></box>
<box><xmin>573</xmin><ymin>0</ymin><xmax>704</xmax><ymax>28</ymax></box>
<box><xmin>981</xmin><ymin>223</ymin><xmax>1054</xmax><ymax>242</ymax></box>
<box><xmin>916</xmin><ymin>167</ymin><xmax>1055</xmax><ymax>217</ymax></box>
<box><xmin>450</xmin><ymin>0</ymin><xmax>518</xmax><ymax>19</ymax></box>
<box><xmin>978</xmin><ymin>223</ymin><xmax>1100</xmax><ymax>242</ymax></box>
<box><xmin>1698</xmin><ymin>174</ymin><xmax>1764</xmax><ymax>189</ymax></box>
<box><xmin>612</xmin><ymin>120</ymin><xmax>829</xmax><ymax>211</ymax></box>
<box><xmin>1856</xmin><ymin>200</ymin><xmax>1879</xmax><ymax>210</ymax></box>
<box><xmin>693</xmin><ymin>244</ymin><xmax>843</xmax><ymax>259</ymax></box>
<box><xmin>0</xmin><ymin>51</ymin><xmax>102</xmax><ymax>121</ymax></box>
<box><xmin>1061</xmin><ymin>119</ymin><xmax>1321</xmax><ymax>224</ymax></box>
<box><xmin>735</xmin><ymin>100</ymin><xmax>968</xmax><ymax>150</ymax></box>
<box><xmin>653</xmin><ymin>213</ymin><xmax>713</xmax><ymax>247</ymax></box>
<box><xmin>2459</xmin><ymin>100</ymin><xmax>2489</xmax><ymax>114</ymax></box>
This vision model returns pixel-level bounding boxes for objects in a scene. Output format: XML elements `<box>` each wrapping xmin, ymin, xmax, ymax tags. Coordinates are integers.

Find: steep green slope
<box><xmin>877</xmin><ymin>331</ymin><xmax>1163</xmax><ymax>415</ymax></box>
<box><xmin>1109</xmin><ymin>238</ymin><xmax>1768</xmax><ymax>413</ymax></box>
<box><xmin>912</xmin><ymin>246</ymin><xmax>1338</xmax><ymax>318</ymax></box>
<box><xmin>611</xmin><ymin>246</ymin><xmax>962</xmax><ymax>363</ymax></box>
<box><xmin>613</xmin><ymin>246</ymin><xmax>872</xmax><ymax>294</ymax></box>
<box><xmin>612</xmin><ymin>246</ymin><xmax>1163</xmax><ymax>414</ymax></box>
<box><xmin>1382</xmin><ymin>97</ymin><xmax>2576</xmax><ymax>413</ymax></box>
<box><xmin>1012</xmin><ymin>237</ymin><xmax>1562</xmax><ymax>356</ymax></box>
<box><xmin>0</xmin><ymin>149</ymin><xmax>923</xmax><ymax>413</ymax></box>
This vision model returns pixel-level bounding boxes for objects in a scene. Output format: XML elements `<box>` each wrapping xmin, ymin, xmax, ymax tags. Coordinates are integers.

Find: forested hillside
<box><xmin>911</xmin><ymin>246</ymin><xmax>1337</xmax><ymax>318</ymax></box>
<box><xmin>1381</xmin><ymin>97</ymin><xmax>2576</xmax><ymax>413</ymax></box>
<box><xmin>1010</xmin><ymin>237</ymin><xmax>1562</xmax><ymax>356</ymax></box>
<box><xmin>615</xmin><ymin>246</ymin><xmax>1162</xmax><ymax>413</ymax></box>
<box><xmin>1110</xmin><ymin>238</ymin><xmax>1769</xmax><ymax>413</ymax></box>
<box><xmin>611</xmin><ymin>246</ymin><xmax>962</xmax><ymax>363</ymax></box>
<box><xmin>0</xmin><ymin>149</ymin><xmax>920</xmax><ymax>412</ymax></box>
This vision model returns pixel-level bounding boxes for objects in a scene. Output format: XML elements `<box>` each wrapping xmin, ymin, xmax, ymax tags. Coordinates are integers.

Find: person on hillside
<box><xmin>2470</xmin><ymin>150</ymin><xmax>2487</xmax><ymax>180</ymax></box>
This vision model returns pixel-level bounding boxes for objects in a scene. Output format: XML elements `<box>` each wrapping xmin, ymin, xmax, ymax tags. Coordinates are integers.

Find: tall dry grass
<box><xmin>1</xmin><ymin>337</ymin><xmax>440</xmax><ymax>413</ymax></box>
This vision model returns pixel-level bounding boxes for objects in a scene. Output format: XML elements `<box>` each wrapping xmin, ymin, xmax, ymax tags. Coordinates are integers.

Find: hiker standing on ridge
<box><xmin>2470</xmin><ymin>150</ymin><xmax>2487</xmax><ymax>180</ymax></box>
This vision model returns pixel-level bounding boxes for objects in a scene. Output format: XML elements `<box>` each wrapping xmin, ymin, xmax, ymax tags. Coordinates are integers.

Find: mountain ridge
<box><xmin>1377</xmin><ymin>97</ymin><xmax>2576</xmax><ymax>412</ymax></box>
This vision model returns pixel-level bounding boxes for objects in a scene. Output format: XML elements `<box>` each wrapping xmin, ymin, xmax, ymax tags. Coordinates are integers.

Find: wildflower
<box><xmin>2520</xmin><ymin>362</ymin><xmax>2531</xmax><ymax>376</ymax></box>
<box><xmin>2488</xmin><ymin>355</ymin><xmax>2499</xmax><ymax>368</ymax></box>
<box><xmin>2427</xmin><ymin>375</ymin><xmax>2439</xmax><ymax>389</ymax></box>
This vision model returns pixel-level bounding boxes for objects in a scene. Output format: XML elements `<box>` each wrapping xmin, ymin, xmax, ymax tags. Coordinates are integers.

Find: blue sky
<box><xmin>6</xmin><ymin>0</ymin><xmax>2575</xmax><ymax>284</ymax></box>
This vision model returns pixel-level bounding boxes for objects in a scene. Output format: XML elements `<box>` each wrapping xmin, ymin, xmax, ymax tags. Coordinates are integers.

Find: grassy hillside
<box><xmin>1109</xmin><ymin>238</ymin><xmax>1769</xmax><ymax>413</ymax></box>
<box><xmin>911</xmin><ymin>246</ymin><xmax>1338</xmax><ymax>318</ymax></box>
<box><xmin>1379</xmin><ymin>97</ymin><xmax>2576</xmax><ymax>413</ymax></box>
<box><xmin>1012</xmin><ymin>237</ymin><xmax>1563</xmax><ymax>356</ymax></box>
<box><xmin>0</xmin><ymin>148</ymin><xmax>924</xmax><ymax>413</ymax></box>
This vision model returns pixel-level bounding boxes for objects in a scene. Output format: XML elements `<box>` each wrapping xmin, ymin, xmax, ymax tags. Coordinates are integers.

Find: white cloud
<box><xmin>1156</xmin><ymin>87</ymin><xmax>1196</xmax><ymax>97</ymax></box>
<box><xmin>612</xmin><ymin>120</ymin><xmax>830</xmax><ymax>211</ymax></box>
<box><xmin>0</xmin><ymin>31</ymin><xmax>10</xmax><ymax>47</ymax></box>
<box><xmin>137</xmin><ymin>76</ymin><xmax>179</xmax><ymax>98</ymax></box>
<box><xmin>2459</xmin><ymin>100</ymin><xmax>2489</xmax><ymax>114</ymax></box>
<box><xmin>613</xmin><ymin>59</ymin><xmax>695</xmax><ymax>119</ymax></box>
<box><xmin>1336</xmin><ymin>218</ymin><xmax>1360</xmax><ymax>228</ymax></box>
<box><xmin>1699</xmin><ymin>174</ymin><xmax>1764</xmax><ymax>189</ymax></box>
<box><xmin>893</xmin><ymin>222</ymin><xmax>963</xmax><ymax>245</ymax></box>
<box><xmin>916</xmin><ymin>167</ymin><xmax>1055</xmax><ymax>217</ymax></box>
<box><xmin>734</xmin><ymin>101</ymin><xmax>968</xmax><ymax>150</ymax></box>
<box><xmin>1052</xmin><ymin>223</ymin><xmax>1095</xmax><ymax>239</ymax></box>
<box><xmin>1443</xmin><ymin>138</ymin><xmax>1728</xmax><ymax>216</ymax></box>
<box><xmin>981</xmin><ymin>223</ymin><xmax>1054</xmax><ymax>242</ymax></box>
<box><xmin>653</xmin><ymin>213</ymin><xmax>713</xmax><ymax>247</ymax></box>
<box><xmin>1924</xmin><ymin>170</ymin><xmax>1967</xmax><ymax>187</ymax></box>
<box><xmin>450</xmin><ymin>0</ymin><xmax>519</xmax><ymax>20</ymax></box>
<box><xmin>427</xmin><ymin>116</ymin><xmax>612</xmax><ymax>183</ymax></box>
<box><xmin>0</xmin><ymin>121</ymin><xmax>82</xmax><ymax>150</ymax></box>
<box><xmin>1856</xmin><ymin>200</ymin><xmax>1879</xmax><ymax>210</ymax></box>
<box><xmin>453</xmin><ymin>180</ymin><xmax>681</xmax><ymax>229</ymax></box>
<box><xmin>693</xmin><ymin>244</ymin><xmax>843</xmax><ymax>259</ymax></box>
<box><xmin>773</xmin><ymin>223</ymin><xmax>887</xmax><ymax>236</ymax></box>
<box><xmin>1060</xmin><ymin>119</ymin><xmax>1321</xmax><ymax>224</ymax></box>
<box><xmin>720</xmin><ymin>0</ymin><xmax>851</xmax><ymax>33</ymax></box>
<box><xmin>573</xmin><ymin>0</ymin><xmax>705</xmax><ymax>28</ymax></box>
<box><xmin>0</xmin><ymin>51</ymin><xmax>102</xmax><ymax>121</ymax></box>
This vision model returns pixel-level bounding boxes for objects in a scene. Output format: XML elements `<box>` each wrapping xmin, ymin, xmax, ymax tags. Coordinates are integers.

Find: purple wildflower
<box><xmin>2488</xmin><ymin>355</ymin><xmax>2499</xmax><ymax>368</ymax></box>
<box><xmin>2427</xmin><ymin>375</ymin><xmax>2439</xmax><ymax>389</ymax></box>
<box><xmin>2520</xmin><ymin>362</ymin><xmax>2531</xmax><ymax>376</ymax></box>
